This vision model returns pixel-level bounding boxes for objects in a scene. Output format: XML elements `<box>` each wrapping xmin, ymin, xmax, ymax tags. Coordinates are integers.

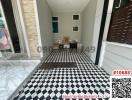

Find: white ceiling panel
<box><xmin>46</xmin><ymin>0</ymin><xmax>90</xmax><ymax>13</ymax></box>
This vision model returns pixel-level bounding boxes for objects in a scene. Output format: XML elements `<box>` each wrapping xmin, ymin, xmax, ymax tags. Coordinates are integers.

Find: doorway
<box><xmin>1</xmin><ymin>0</ymin><xmax>21</xmax><ymax>53</ymax></box>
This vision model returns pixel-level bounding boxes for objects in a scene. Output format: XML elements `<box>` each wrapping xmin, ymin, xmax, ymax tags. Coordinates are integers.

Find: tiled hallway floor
<box><xmin>13</xmin><ymin>50</ymin><xmax>110</xmax><ymax>100</ymax></box>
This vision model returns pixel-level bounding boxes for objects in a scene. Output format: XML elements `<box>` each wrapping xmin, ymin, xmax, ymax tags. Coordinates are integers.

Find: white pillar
<box><xmin>0</xmin><ymin>52</ymin><xmax>2</xmax><ymax>57</ymax></box>
<box><xmin>98</xmin><ymin>0</ymin><xmax>114</xmax><ymax>67</ymax></box>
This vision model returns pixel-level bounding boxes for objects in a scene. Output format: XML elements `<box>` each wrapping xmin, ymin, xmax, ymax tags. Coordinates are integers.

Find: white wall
<box><xmin>53</xmin><ymin>12</ymin><xmax>82</xmax><ymax>42</ymax></box>
<box><xmin>11</xmin><ymin>0</ymin><xmax>27</xmax><ymax>53</ymax></box>
<box><xmin>82</xmin><ymin>0</ymin><xmax>104</xmax><ymax>62</ymax></box>
<box><xmin>36</xmin><ymin>0</ymin><xmax>53</xmax><ymax>57</ymax></box>
<box><xmin>0</xmin><ymin>52</ymin><xmax>2</xmax><ymax>57</ymax></box>
<box><xmin>101</xmin><ymin>42</ymin><xmax>132</xmax><ymax>75</ymax></box>
<box><xmin>99</xmin><ymin>0</ymin><xmax>114</xmax><ymax>67</ymax></box>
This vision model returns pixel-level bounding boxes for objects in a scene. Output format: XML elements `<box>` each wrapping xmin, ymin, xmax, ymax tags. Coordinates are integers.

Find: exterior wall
<box><xmin>101</xmin><ymin>42</ymin><xmax>132</xmax><ymax>75</ymax></box>
<box><xmin>21</xmin><ymin>0</ymin><xmax>40</xmax><ymax>57</ymax></box>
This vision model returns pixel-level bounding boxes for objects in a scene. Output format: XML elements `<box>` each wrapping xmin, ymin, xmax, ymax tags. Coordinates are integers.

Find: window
<box><xmin>52</xmin><ymin>17</ymin><xmax>58</xmax><ymax>33</ymax></box>
<box><xmin>73</xmin><ymin>26</ymin><xmax>78</xmax><ymax>31</ymax></box>
<box><xmin>112</xmin><ymin>0</ymin><xmax>130</xmax><ymax>11</ymax></box>
<box><xmin>73</xmin><ymin>15</ymin><xmax>79</xmax><ymax>20</ymax></box>
<box><xmin>52</xmin><ymin>17</ymin><xmax>58</xmax><ymax>21</ymax></box>
<box><xmin>52</xmin><ymin>22</ymin><xmax>58</xmax><ymax>33</ymax></box>
<box><xmin>107</xmin><ymin>2</ymin><xmax>132</xmax><ymax>44</ymax></box>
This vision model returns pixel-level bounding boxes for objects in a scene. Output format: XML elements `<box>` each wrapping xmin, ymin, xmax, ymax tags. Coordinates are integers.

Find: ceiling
<box><xmin>46</xmin><ymin>0</ymin><xmax>90</xmax><ymax>13</ymax></box>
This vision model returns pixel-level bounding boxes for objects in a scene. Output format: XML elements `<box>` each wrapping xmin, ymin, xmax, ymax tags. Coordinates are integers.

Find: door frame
<box><xmin>11</xmin><ymin>0</ymin><xmax>31</xmax><ymax>57</ymax></box>
<box><xmin>11</xmin><ymin>0</ymin><xmax>24</xmax><ymax>53</ymax></box>
<box><xmin>11</xmin><ymin>0</ymin><xmax>43</xmax><ymax>57</ymax></box>
<box><xmin>96</xmin><ymin>0</ymin><xmax>114</xmax><ymax>66</ymax></box>
<box><xmin>0</xmin><ymin>1</ymin><xmax>14</xmax><ymax>53</ymax></box>
<box><xmin>95</xmin><ymin>0</ymin><xmax>110</xmax><ymax>65</ymax></box>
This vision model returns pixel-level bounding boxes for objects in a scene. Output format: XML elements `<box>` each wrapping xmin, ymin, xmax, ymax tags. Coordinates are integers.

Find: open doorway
<box><xmin>36</xmin><ymin>0</ymin><xmax>104</xmax><ymax>63</ymax></box>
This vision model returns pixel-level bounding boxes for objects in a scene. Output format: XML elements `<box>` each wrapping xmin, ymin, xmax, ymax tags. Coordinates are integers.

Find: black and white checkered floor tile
<box><xmin>45</xmin><ymin>50</ymin><xmax>92</xmax><ymax>63</ymax></box>
<box><xmin>13</xmin><ymin>50</ymin><xmax>110</xmax><ymax>100</ymax></box>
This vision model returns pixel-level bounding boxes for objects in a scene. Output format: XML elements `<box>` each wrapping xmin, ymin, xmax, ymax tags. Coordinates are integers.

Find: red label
<box><xmin>112</xmin><ymin>70</ymin><xmax>131</xmax><ymax>76</ymax></box>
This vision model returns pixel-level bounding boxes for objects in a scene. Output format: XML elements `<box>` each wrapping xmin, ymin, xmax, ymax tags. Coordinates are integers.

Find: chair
<box><xmin>63</xmin><ymin>36</ymin><xmax>70</xmax><ymax>44</ymax></box>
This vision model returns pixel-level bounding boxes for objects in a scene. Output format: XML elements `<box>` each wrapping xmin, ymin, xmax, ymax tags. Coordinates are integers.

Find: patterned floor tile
<box><xmin>13</xmin><ymin>50</ymin><xmax>110</xmax><ymax>100</ymax></box>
